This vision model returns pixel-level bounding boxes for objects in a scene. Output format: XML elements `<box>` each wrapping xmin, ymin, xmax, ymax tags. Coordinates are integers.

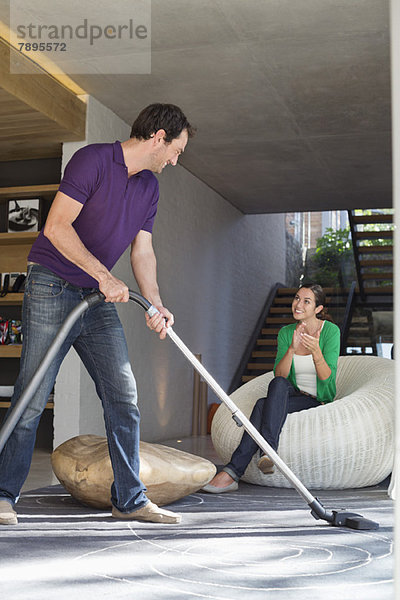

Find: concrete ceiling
<box><xmin>2</xmin><ymin>0</ymin><xmax>392</xmax><ymax>214</ymax></box>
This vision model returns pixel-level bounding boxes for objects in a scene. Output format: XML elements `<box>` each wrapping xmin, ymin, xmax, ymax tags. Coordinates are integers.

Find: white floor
<box><xmin>22</xmin><ymin>435</ymin><xmax>220</xmax><ymax>492</ymax></box>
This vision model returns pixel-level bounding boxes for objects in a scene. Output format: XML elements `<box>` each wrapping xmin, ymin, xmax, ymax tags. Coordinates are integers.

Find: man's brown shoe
<box><xmin>257</xmin><ymin>455</ymin><xmax>275</xmax><ymax>474</ymax></box>
<box><xmin>0</xmin><ymin>500</ymin><xmax>18</xmax><ymax>525</ymax></box>
<box><xmin>112</xmin><ymin>500</ymin><xmax>181</xmax><ymax>524</ymax></box>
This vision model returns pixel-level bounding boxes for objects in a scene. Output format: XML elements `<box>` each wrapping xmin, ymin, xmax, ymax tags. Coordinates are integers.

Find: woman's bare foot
<box><xmin>207</xmin><ymin>471</ymin><xmax>236</xmax><ymax>488</ymax></box>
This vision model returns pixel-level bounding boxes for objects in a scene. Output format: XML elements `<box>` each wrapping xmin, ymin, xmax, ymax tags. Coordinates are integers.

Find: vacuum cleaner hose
<box><xmin>0</xmin><ymin>290</ymin><xmax>155</xmax><ymax>455</ymax></box>
<box><xmin>128</xmin><ymin>290</ymin><xmax>152</xmax><ymax>311</ymax></box>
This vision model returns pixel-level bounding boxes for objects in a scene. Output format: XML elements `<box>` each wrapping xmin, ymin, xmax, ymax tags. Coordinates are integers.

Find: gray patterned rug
<box><xmin>0</xmin><ymin>481</ymin><xmax>393</xmax><ymax>600</ymax></box>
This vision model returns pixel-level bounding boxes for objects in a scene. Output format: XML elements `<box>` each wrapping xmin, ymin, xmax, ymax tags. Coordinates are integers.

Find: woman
<box><xmin>202</xmin><ymin>283</ymin><xmax>340</xmax><ymax>493</ymax></box>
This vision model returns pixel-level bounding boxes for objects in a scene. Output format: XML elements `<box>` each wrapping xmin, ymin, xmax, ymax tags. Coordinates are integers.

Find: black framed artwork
<box><xmin>7</xmin><ymin>199</ymin><xmax>41</xmax><ymax>233</ymax></box>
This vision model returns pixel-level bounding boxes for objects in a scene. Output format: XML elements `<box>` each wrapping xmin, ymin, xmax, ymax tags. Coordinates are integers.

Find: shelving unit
<box><xmin>0</xmin><ymin>399</ymin><xmax>54</xmax><ymax>410</ymax></box>
<box><xmin>0</xmin><ymin>184</ymin><xmax>59</xmax><ymax>200</ymax></box>
<box><xmin>0</xmin><ymin>401</ymin><xmax>54</xmax><ymax>410</ymax></box>
<box><xmin>0</xmin><ymin>293</ymin><xmax>24</xmax><ymax>305</ymax></box>
<box><xmin>0</xmin><ymin>345</ymin><xmax>22</xmax><ymax>358</ymax></box>
<box><xmin>0</xmin><ymin>231</ymin><xmax>39</xmax><ymax>276</ymax></box>
<box><xmin>0</xmin><ymin>183</ymin><xmax>58</xmax><ymax>413</ymax></box>
<box><xmin>0</xmin><ymin>231</ymin><xmax>40</xmax><ymax>243</ymax></box>
<box><xmin>0</xmin><ymin>182</ymin><xmax>58</xmax><ymax>287</ymax></box>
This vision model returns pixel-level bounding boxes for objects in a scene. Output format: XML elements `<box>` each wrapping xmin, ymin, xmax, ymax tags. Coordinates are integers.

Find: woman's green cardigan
<box><xmin>273</xmin><ymin>320</ymin><xmax>340</xmax><ymax>403</ymax></box>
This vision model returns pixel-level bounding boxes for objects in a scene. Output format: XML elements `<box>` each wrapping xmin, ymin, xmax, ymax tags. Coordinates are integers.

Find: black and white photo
<box><xmin>7</xmin><ymin>199</ymin><xmax>40</xmax><ymax>233</ymax></box>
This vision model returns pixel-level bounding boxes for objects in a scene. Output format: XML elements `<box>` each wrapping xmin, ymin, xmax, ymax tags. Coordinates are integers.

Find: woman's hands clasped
<box><xmin>291</xmin><ymin>322</ymin><xmax>321</xmax><ymax>355</ymax></box>
<box><xmin>300</xmin><ymin>329</ymin><xmax>321</xmax><ymax>355</ymax></box>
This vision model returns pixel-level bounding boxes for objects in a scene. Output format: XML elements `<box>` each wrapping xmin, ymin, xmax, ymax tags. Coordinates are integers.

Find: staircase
<box><xmin>348</xmin><ymin>209</ymin><xmax>393</xmax><ymax>300</ymax></box>
<box><xmin>345</xmin><ymin>309</ymin><xmax>376</xmax><ymax>355</ymax></box>
<box><xmin>346</xmin><ymin>209</ymin><xmax>393</xmax><ymax>355</ymax></box>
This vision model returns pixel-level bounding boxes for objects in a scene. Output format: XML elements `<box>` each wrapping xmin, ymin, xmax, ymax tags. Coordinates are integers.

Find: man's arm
<box><xmin>130</xmin><ymin>230</ymin><xmax>174</xmax><ymax>339</ymax></box>
<box><xmin>44</xmin><ymin>191</ymin><xmax>129</xmax><ymax>302</ymax></box>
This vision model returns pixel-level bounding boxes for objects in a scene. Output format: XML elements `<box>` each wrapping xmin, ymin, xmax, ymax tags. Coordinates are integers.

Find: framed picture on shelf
<box><xmin>7</xmin><ymin>199</ymin><xmax>41</xmax><ymax>233</ymax></box>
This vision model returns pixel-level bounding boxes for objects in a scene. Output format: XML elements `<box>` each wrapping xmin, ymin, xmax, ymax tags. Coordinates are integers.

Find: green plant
<box><xmin>313</xmin><ymin>227</ymin><xmax>354</xmax><ymax>287</ymax></box>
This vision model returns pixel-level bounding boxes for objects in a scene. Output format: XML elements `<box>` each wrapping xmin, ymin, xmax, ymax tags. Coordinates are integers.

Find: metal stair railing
<box><xmin>348</xmin><ymin>210</ymin><xmax>365</xmax><ymax>300</ymax></box>
<box><xmin>339</xmin><ymin>280</ymin><xmax>357</xmax><ymax>355</ymax></box>
<box><xmin>228</xmin><ymin>282</ymin><xmax>285</xmax><ymax>394</ymax></box>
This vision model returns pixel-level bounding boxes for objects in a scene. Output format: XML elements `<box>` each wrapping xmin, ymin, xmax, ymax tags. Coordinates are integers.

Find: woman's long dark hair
<box><xmin>297</xmin><ymin>282</ymin><xmax>331</xmax><ymax>321</ymax></box>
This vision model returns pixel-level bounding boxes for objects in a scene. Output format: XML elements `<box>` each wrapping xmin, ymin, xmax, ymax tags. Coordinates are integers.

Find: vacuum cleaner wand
<box><xmin>140</xmin><ymin>294</ymin><xmax>379</xmax><ymax>531</ymax></box>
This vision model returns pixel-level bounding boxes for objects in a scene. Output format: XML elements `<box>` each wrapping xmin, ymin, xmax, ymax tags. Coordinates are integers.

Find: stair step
<box><xmin>353</xmin><ymin>214</ymin><xmax>393</xmax><ymax>224</ymax></box>
<box><xmin>347</xmin><ymin>337</ymin><xmax>374</xmax><ymax>344</ymax></box>
<box><xmin>277</xmin><ymin>288</ymin><xmax>299</xmax><ymax>295</ymax></box>
<box><xmin>257</xmin><ymin>339</ymin><xmax>278</xmax><ymax>346</ymax></box>
<box><xmin>252</xmin><ymin>351</ymin><xmax>277</xmax><ymax>358</ymax></box>
<box><xmin>260</xmin><ymin>328</ymin><xmax>281</xmax><ymax>336</ymax></box>
<box><xmin>356</xmin><ymin>231</ymin><xmax>393</xmax><ymax>239</ymax></box>
<box><xmin>247</xmin><ymin>363</ymin><xmax>274</xmax><ymax>370</ymax></box>
<box><xmin>270</xmin><ymin>307</ymin><xmax>294</xmax><ymax>314</ymax></box>
<box><xmin>363</xmin><ymin>286</ymin><xmax>393</xmax><ymax>294</ymax></box>
<box><xmin>362</xmin><ymin>272</ymin><xmax>393</xmax><ymax>280</ymax></box>
<box><xmin>360</xmin><ymin>259</ymin><xmax>393</xmax><ymax>267</ymax></box>
<box><xmin>242</xmin><ymin>375</ymin><xmax>257</xmax><ymax>383</ymax></box>
<box><xmin>357</xmin><ymin>245</ymin><xmax>393</xmax><ymax>253</ymax></box>
<box><xmin>273</xmin><ymin>298</ymin><xmax>295</xmax><ymax>305</ymax></box>
<box><xmin>273</xmin><ymin>296</ymin><xmax>337</xmax><ymax>304</ymax></box>
<box><xmin>278</xmin><ymin>287</ymin><xmax>345</xmax><ymax>295</ymax></box>
<box><xmin>266</xmin><ymin>317</ymin><xmax>295</xmax><ymax>324</ymax></box>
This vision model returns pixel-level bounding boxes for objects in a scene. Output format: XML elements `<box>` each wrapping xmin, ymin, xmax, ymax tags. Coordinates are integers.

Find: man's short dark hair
<box><xmin>130</xmin><ymin>103</ymin><xmax>196</xmax><ymax>142</ymax></box>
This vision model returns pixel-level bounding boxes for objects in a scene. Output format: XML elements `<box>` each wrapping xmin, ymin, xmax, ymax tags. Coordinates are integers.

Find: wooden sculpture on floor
<box><xmin>52</xmin><ymin>434</ymin><xmax>216</xmax><ymax>509</ymax></box>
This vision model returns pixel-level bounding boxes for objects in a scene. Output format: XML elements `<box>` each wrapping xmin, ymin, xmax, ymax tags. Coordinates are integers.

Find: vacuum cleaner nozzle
<box><xmin>331</xmin><ymin>510</ymin><xmax>379</xmax><ymax>530</ymax></box>
<box><xmin>308</xmin><ymin>499</ymin><xmax>380</xmax><ymax>530</ymax></box>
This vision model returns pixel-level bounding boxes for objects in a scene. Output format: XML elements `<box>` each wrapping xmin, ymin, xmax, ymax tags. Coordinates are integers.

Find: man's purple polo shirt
<box><xmin>29</xmin><ymin>142</ymin><xmax>159</xmax><ymax>288</ymax></box>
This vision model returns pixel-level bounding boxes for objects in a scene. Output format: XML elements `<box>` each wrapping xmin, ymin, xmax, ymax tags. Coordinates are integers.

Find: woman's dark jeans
<box><xmin>224</xmin><ymin>376</ymin><xmax>321</xmax><ymax>481</ymax></box>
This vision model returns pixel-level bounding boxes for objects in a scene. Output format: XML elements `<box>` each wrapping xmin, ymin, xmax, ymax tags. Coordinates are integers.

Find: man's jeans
<box><xmin>0</xmin><ymin>264</ymin><xmax>148</xmax><ymax>512</ymax></box>
<box><xmin>224</xmin><ymin>376</ymin><xmax>321</xmax><ymax>480</ymax></box>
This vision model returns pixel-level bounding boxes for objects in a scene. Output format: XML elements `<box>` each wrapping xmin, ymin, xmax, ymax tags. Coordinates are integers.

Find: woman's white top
<box><xmin>293</xmin><ymin>354</ymin><xmax>317</xmax><ymax>396</ymax></box>
<box><xmin>293</xmin><ymin>321</ymin><xmax>325</xmax><ymax>397</ymax></box>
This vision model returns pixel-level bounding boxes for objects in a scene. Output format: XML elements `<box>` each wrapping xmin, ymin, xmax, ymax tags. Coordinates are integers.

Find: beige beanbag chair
<box><xmin>211</xmin><ymin>356</ymin><xmax>394</xmax><ymax>491</ymax></box>
<box><xmin>52</xmin><ymin>434</ymin><xmax>216</xmax><ymax>508</ymax></box>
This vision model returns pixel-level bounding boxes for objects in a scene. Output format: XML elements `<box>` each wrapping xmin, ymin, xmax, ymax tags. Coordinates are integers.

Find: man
<box><xmin>0</xmin><ymin>103</ymin><xmax>195</xmax><ymax>526</ymax></box>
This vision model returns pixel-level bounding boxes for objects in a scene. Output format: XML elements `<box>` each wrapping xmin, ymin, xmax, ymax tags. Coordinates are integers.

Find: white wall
<box><xmin>114</xmin><ymin>166</ymin><xmax>286</xmax><ymax>441</ymax></box>
<box><xmin>54</xmin><ymin>97</ymin><xmax>287</xmax><ymax>447</ymax></box>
